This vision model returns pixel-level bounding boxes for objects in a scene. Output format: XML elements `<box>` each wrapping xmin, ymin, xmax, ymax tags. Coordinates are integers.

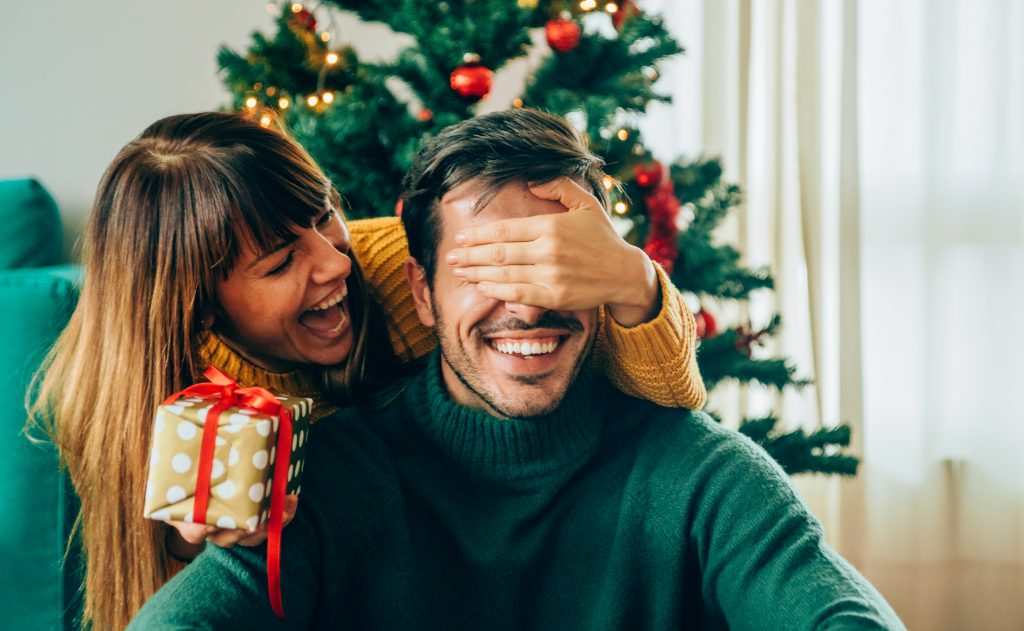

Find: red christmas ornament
<box><xmin>546</xmin><ymin>14</ymin><xmax>582</xmax><ymax>53</ymax></box>
<box><xmin>291</xmin><ymin>7</ymin><xmax>317</xmax><ymax>31</ymax></box>
<box><xmin>634</xmin><ymin>160</ymin><xmax>663</xmax><ymax>189</ymax></box>
<box><xmin>450</xmin><ymin>54</ymin><xmax>493</xmax><ymax>101</ymax></box>
<box><xmin>643</xmin><ymin>235</ymin><xmax>677</xmax><ymax>276</ymax></box>
<box><xmin>417</xmin><ymin>108</ymin><xmax>434</xmax><ymax>122</ymax></box>
<box><xmin>694</xmin><ymin>307</ymin><xmax>717</xmax><ymax>339</ymax></box>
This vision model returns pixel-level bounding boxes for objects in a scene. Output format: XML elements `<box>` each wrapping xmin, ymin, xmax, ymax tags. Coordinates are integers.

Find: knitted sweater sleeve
<box><xmin>685</xmin><ymin>416</ymin><xmax>905</xmax><ymax>630</ymax></box>
<box><xmin>348</xmin><ymin>216</ymin><xmax>707</xmax><ymax>409</ymax></box>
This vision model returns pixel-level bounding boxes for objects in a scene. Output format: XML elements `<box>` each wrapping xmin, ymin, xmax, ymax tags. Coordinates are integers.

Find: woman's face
<box><xmin>213</xmin><ymin>206</ymin><xmax>354</xmax><ymax>371</ymax></box>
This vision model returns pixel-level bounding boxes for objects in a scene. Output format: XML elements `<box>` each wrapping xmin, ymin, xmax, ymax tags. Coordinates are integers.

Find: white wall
<box><xmin>0</xmin><ymin>1</ymin><xmax>278</xmax><ymax>256</ymax></box>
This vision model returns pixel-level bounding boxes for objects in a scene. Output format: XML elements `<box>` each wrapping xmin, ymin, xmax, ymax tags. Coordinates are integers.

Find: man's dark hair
<box><xmin>400</xmin><ymin>108</ymin><xmax>609</xmax><ymax>282</ymax></box>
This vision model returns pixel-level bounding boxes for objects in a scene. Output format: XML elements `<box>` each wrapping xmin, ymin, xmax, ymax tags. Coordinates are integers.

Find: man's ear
<box><xmin>404</xmin><ymin>257</ymin><xmax>436</xmax><ymax>328</ymax></box>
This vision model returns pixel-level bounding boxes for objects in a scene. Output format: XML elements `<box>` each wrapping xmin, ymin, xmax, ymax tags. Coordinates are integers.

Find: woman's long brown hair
<box><xmin>28</xmin><ymin>112</ymin><xmax>398</xmax><ymax>630</ymax></box>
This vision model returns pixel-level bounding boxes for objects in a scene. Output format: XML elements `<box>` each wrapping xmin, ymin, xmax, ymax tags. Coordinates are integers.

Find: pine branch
<box><xmin>697</xmin><ymin>323</ymin><xmax>809</xmax><ymax>391</ymax></box>
<box><xmin>738</xmin><ymin>416</ymin><xmax>860</xmax><ymax>476</ymax></box>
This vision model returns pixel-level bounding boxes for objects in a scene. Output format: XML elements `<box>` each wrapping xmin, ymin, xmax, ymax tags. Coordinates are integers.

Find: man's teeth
<box><xmin>494</xmin><ymin>341</ymin><xmax>558</xmax><ymax>356</ymax></box>
<box><xmin>309</xmin><ymin>286</ymin><xmax>347</xmax><ymax>311</ymax></box>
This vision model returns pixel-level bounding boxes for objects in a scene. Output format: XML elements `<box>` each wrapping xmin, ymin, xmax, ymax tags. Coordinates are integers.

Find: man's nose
<box><xmin>503</xmin><ymin>302</ymin><xmax>547</xmax><ymax>325</ymax></box>
<box><xmin>311</xmin><ymin>234</ymin><xmax>352</xmax><ymax>284</ymax></box>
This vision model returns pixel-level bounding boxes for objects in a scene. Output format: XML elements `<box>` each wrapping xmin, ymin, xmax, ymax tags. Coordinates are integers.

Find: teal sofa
<box><xmin>0</xmin><ymin>178</ymin><xmax>83</xmax><ymax>630</ymax></box>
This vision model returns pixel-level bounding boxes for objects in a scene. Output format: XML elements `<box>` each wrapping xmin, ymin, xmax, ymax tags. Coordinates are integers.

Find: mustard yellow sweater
<box><xmin>199</xmin><ymin>217</ymin><xmax>705</xmax><ymax>417</ymax></box>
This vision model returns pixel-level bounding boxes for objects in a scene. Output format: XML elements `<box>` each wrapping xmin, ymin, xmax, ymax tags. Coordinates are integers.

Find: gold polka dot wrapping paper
<box><xmin>143</xmin><ymin>375</ymin><xmax>313</xmax><ymax>531</ymax></box>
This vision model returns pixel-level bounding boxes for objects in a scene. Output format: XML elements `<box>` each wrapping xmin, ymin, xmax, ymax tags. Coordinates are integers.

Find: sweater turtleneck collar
<box><xmin>402</xmin><ymin>350</ymin><xmax>607</xmax><ymax>482</ymax></box>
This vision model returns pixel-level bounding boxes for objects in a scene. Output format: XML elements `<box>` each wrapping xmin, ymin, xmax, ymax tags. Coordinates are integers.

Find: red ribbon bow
<box><xmin>162</xmin><ymin>366</ymin><xmax>293</xmax><ymax>618</ymax></box>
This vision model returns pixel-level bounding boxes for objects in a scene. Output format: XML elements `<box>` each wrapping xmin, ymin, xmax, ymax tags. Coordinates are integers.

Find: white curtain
<box><xmin>642</xmin><ymin>0</ymin><xmax>1024</xmax><ymax>628</ymax></box>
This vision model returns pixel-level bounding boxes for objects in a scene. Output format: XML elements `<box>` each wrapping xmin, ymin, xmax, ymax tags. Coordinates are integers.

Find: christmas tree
<box><xmin>218</xmin><ymin>0</ymin><xmax>858</xmax><ymax>476</ymax></box>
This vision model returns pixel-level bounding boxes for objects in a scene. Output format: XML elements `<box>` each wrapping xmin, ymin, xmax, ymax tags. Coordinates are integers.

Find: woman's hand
<box><xmin>445</xmin><ymin>177</ymin><xmax>661</xmax><ymax>327</ymax></box>
<box><xmin>165</xmin><ymin>494</ymin><xmax>299</xmax><ymax>561</ymax></box>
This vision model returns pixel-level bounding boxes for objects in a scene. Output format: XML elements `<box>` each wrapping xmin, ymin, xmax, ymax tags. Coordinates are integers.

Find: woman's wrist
<box><xmin>606</xmin><ymin>246</ymin><xmax>662</xmax><ymax>327</ymax></box>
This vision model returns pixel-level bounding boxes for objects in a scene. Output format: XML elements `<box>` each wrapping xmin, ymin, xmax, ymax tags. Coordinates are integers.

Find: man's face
<box><xmin>408</xmin><ymin>179</ymin><xmax>599</xmax><ymax>418</ymax></box>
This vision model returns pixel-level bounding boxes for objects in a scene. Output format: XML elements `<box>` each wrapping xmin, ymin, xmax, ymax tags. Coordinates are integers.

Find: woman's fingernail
<box><xmin>453</xmin><ymin>268</ymin><xmax>467</xmax><ymax>277</ymax></box>
<box><xmin>446</xmin><ymin>252</ymin><xmax>459</xmax><ymax>265</ymax></box>
<box><xmin>454</xmin><ymin>232</ymin><xmax>467</xmax><ymax>244</ymax></box>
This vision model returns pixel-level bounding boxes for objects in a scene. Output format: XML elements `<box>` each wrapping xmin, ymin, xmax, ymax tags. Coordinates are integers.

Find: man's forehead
<box><xmin>439</xmin><ymin>179</ymin><xmax>566</xmax><ymax>229</ymax></box>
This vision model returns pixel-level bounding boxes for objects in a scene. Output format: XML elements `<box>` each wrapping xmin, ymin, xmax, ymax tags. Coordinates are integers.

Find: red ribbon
<box><xmin>163</xmin><ymin>366</ymin><xmax>293</xmax><ymax>618</ymax></box>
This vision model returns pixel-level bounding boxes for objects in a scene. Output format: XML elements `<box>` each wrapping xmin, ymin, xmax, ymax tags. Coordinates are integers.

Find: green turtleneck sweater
<box><xmin>130</xmin><ymin>355</ymin><xmax>902</xmax><ymax>630</ymax></box>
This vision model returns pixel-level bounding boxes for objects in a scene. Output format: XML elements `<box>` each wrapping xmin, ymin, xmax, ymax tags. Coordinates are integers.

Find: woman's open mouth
<box><xmin>298</xmin><ymin>285</ymin><xmax>349</xmax><ymax>337</ymax></box>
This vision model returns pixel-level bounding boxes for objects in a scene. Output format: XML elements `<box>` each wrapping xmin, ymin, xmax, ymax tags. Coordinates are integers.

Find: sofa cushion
<box><xmin>0</xmin><ymin>178</ymin><xmax>64</xmax><ymax>270</ymax></box>
<box><xmin>0</xmin><ymin>265</ymin><xmax>82</xmax><ymax>631</ymax></box>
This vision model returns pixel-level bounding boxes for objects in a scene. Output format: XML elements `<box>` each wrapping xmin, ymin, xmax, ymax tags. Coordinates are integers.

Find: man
<box><xmin>130</xmin><ymin>109</ymin><xmax>903</xmax><ymax>629</ymax></box>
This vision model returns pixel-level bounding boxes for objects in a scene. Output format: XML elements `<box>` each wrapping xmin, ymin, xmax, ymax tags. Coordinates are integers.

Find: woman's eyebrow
<box><xmin>246</xmin><ymin>236</ymin><xmax>298</xmax><ymax>271</ymax></box>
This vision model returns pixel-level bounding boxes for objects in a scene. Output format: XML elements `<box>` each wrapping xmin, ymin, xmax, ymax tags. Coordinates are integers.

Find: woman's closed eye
<box><xmin>266</xmin><ymin>251</ymin><xmax>294</xmax><ymax>276</ymax></box>
<box><xmin>317</xmin><ymin>208</ymin><xmax>337</xmax><ymax>227</ymax></box>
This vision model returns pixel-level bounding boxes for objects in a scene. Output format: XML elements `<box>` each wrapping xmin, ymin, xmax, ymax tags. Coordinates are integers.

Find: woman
<box><xmin>31</xmin><ymin>111</ymin><xmax>705</xmax><ymax>630</ymax></box>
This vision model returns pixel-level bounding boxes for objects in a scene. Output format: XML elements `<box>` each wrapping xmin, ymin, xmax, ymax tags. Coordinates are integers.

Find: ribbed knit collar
<box><xmin>402</xmin><ymin>351</ymin><xmax>606</xmax><ymax>482</ymax></box>
<box><xmin>196</xmin><ymin>331</ymin><xmax>339</xmax><ymax>421</ymax></box>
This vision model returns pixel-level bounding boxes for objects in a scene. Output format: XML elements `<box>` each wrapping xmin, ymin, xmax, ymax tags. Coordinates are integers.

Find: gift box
<box><xmin>143</xmin><ymin>369</ymin><xmax>312</xmax><ymax>531</ymax></box>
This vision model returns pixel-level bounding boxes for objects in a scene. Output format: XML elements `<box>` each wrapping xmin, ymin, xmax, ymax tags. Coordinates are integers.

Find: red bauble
<box><xmin>695</xmin><ymin>307</ymin><xmax>717</xmax><ymax>339</ymax></box>
<box><xmin>292</xmin><ymin>7</ymin><xmax>317</xmax><ymax>31</ymax></box>
<box><xmin>450</xmin><ymin>56</ymin><xmax>493</xmax><ymax>101</ymax></box>
<box><xmin>644</xmin><ymin>179</ymin><xmax>681</xmax><ymax>231</ymax></box>
<box><xmin>546</xmin><ymin>15</ymin><xmax>581</xmax><ymax>53</ymax></box>
<box><xmin>634</xmin><ymin>160</ymin><xmax>663</xmax><ymax>189</ymax></box>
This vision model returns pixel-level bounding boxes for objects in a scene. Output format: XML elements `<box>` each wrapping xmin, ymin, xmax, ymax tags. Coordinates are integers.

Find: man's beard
<box><xmin>431</xmin><ymin>301</ymin><xmax>595</xmax><ymax>418</ymax></box>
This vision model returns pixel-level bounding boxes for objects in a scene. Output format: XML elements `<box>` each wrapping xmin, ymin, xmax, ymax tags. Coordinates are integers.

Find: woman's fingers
<box><xmin>453</xmin><ymin>216</ymin><xmax>543</xmax><ymax>247</ymax></box>
<box><xmin>475</xmin><ymin>282</ymin><xmax>555</xmax><ymax>308</ymax></box>
<box><xmin>168</xmin><ymin>520</ymin><xmax>214</xmax><ymax>545</ymax></box>
<box><xmin>528</xmin><ymin>177</ymin><xmax>604</xmax><ymax>213</ymax></box>
<box><xmin>446</xmin><ymin>241</ymin><xmax>539</xmax><ymax>267</ymax></box>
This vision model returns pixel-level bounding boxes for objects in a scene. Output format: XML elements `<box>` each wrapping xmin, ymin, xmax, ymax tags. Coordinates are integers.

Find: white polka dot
<box><xmin>260</xmin><ymin>510</ymin><xmax>269</xmax><ymax>521</ymax></box>
<box><xmin>292</xmin><ymin>434</ymin><xmax>298</xmax><ymax>451</ymax></box>
<box><xmin>223</xmin><ymin>423</ymin><xmax>243</xmax><ymax>434</ymax></box>
<box><xmin>216</xmin><ymin>516</ymin><xmax>236</xmax><ymax>529</ymax></box>
<box><xmin>215</xmin><ymin>480</ymin><xmax>236</xmax><ymax>499</ymax></box>
<box><xmin>176</xmin><ymin>399</ymin><xmax>195</xmax><ymax>407</ymax></box>
<box><xmin>154</xmin><ymin>413</ymin><xmax>166</xmax><ymax>433</ymax></box>
<box><xmin>249</xmin><ymin>483</ymin><xmax>265</xmax><ymax>502</ymax></box>
<box><xmin>265</xmin><ymin>479</ymin><xmax>273</xmax><ymax>498</ymax></box>
<box><xmin>288</xmin><ymin>464</ymin><xmax>294</xmax><ymax>481</ymax></box>
<box><xmin>184</xmin><ymin>397</ymin><xmax>204</xmax><ymax>403</ymax></box>
<box><xmin>229</xmin><ymin>447</ymin><xmax>240</xmax><ymax>466</ymax></box>
<box><xmin>165</xmin><ymin>404</ymin><xmax>185</xmax><ymax>415</ymax></box>
<box><xmin>299</xmin><ymin>431</ymin><xmax>305</xmax><ymax>447</ymax></box>
<box><xmin>252</xmin><ymin>450</ymin><xmax>269</xmax><ymax>470</ymax></box>
<box><xmin>298</xmin><ymin>460</ymin><xmax>304</xmax><ymax>474</ymax></box>
<box><xmin>150</xmin><ymin>449</ymin><xmax>159</xmax><ymax>466</ymax></box>
<box><xmin>211</xmin><ymin>459</ymin><xmax>225</xmax><ymax>479</ymax></box>
<box><xmin>239</xmin><ymin>409</ymin><xmax>257</xmax><ymax>415</ymax></box>
<box><xmin>273</xmin><ymin>418</ymin><xmax>279</xmax><ymax>433</ymax></box>
<box><xmin>228</xmin><ymin>413</ymin><xmax>249</xmax><ymax>426</ymax></box>
<box><xmin>246</xmin><ymin>516</ymin><xmax>259</xmax><ymax>530</ymax></box>
<box><xmin>145</xmin><ymin>480</ymin><xmax>153</xmax><ymax>500</ymax></box>
<box><xmin>166</xmin><ymin>486</ymin><xmax>186</xmax><ymax>503</ymax></box>
<box><xmin>215</xmin><ymin>436</ymin><xmax>227</xmax><ymax>446</ymax></box>
<box><xmin>176</xmin><ymin>421</ymin><xmax>197</xmax><ymax>440</ymax></box>
<box><xmin>149</xmin><ymin>508</ymin><xmax>171</xmax><ymax>521</ymax></box>
<box><xmin>171</xmin><ymin>453</ymin><xmax>191</xmax><ymax>473</ymax></box>
<box><xmin>275</xmin><ymin>395</ymin><xmax>287</xmax><ymax>401</ymax></box>
<box><xmin>197</xmin><ymin>406</ymin><xmax>211</xmax><ymax>422</ymax></box>
<box><xmin>296</xmin><ymin>485</ymin><xmax>302</xmax><ymax>496</ymax></box>
<box><xmin>255</xmin><ymin>420</ymin><xmax>271</xmax><ymax>437</ymax></box>
<box><xmin>270</xmin><ymin>446</ymin><xmax>276</xmax><ymax>462</ymax></box>
<box><xmin>184</xmin><ymin>511</ymin><xmax>194</xmax><ymax>523</ymax></box>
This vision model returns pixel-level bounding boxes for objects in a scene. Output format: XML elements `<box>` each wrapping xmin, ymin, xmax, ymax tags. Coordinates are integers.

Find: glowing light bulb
<box><xmin>613</xmin><ymin>201</ymin><xmax>628</xmax><ymax>214</ymax></box>
<box><xmin>278</xmin><ymin>97</ymin><xmax>290</xmax><ymax>109</ymax></box>
<box><xmin>245</xmin><ymin>96</ymin><xmax>258</xmax><ymax>109</ymax></box>
<box><xmin>291</xmin><ymin>3</ymin><xmax>303</xmax><ymax>13</ymax></box>
<box><xmin>306</xmin><ymin>94</ymin><xmax>319</xmax><ymax>107</ymax></box>
<box><xmin>580</xmin><ymin>0</ymin><xmax>597</xmax><ymax>10</ymax></box>
<box><xmin>266</xmin><ymin>86</ymin><xmax>277</xmax><ymax>96</ymax></box>
<box><xmin>602</xmin><ymin>176</ymin><xmax>615</xmax><ymax>190</ymax></box>
<box><xmin>322</xmin><ymin>91</ymin><xmax>334</xmax><ymax>104</ymax></box>
<box><xmin>616</xmin><ymin>129</ymin><xmax>629</xmax><ymax>141</ymax></box>
<box><xmin>320</xmin><ymin>32</ymin><xmax>331</xmax><ymax>42</ymax></box>
<box><xmin>606</xmin><ymin>2</ymin><xmax>619</xmax><ymax>13</ymax></box>
<box><xmin>325</xmin><ymin>52</ymin><xmax>339</xmax><ymax>65</ymax></box>
<box><xmin>512</xmin><ymin>98</ymin><xmax>523</xmax><ymax>108</ymax></box>
<box><xmin>260</xmin><ymin>115</ymin><xmax>273</xmax><ymax>127</ymax></box>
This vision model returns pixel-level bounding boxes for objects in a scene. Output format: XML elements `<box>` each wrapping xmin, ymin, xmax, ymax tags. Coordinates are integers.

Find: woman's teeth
<box><xmin>493</xmin><ymin>340</ymin><xmax>558</xmax><ymax>356</ymax></box>
<box><xmin>309</xmin><ymin>286</ymin><xmax>347</xmax><ymax>311</ymax></box>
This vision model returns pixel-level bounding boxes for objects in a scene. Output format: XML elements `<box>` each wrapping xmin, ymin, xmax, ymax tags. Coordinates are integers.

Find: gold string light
<box><xmin>602</xmin><ymin>176</ymin><xmax>615</xmax><ymax>190</ymax></box>
<box><xmin>259</xmin><ymin>114</ymin><xmax>273</xmax><ymax>126</ymax></box>
<box><xmin>325</xmin><ymin>52</ymin><xmax>339</xmax><ymax>65</ymax></box>
<box><xmin>580</xmin><ymin>0</ymin><xmax>597</xmax><ymax>10</ymax></box>
<box><xmin>321</xmin><ymin>91</ymin><xmax>334</xmax><ymax>104</ymax></box>
<box><xmin>278</xmin><ymin>97</ymin><xmax>290</xmax><ymax>109</ymax></box>
<box><xmin>245</xmin><ymin>96</ymin><xmax>258</xmax><ymax>109</ymax></box>
<box><xmin>291</xmin><ymin>3</ymin><xmax>303</xmax><ymax>13</ymax></box>
<box><xmin>306</xmin><ymin>94</ymin><xmax>320</xmax><ymax>107</ymax></box>
<box><xmin>320</xmin><ymin>32</ymin><xmax>331</xmax><ymax>42</ymax></box>
<box><xmin>613</xmin><ymin>201</ymin><xmax>629</xmax><ymax>215</ymax></box>
<box><xmin>616</xmin><ymin>128</ymin><xmax>629</xmax><ymax>141</ymax></box>
<box><xmin>606</xmin><ymin>2</ymin><xmax>619</xmax><ymax>14</ymax></box>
